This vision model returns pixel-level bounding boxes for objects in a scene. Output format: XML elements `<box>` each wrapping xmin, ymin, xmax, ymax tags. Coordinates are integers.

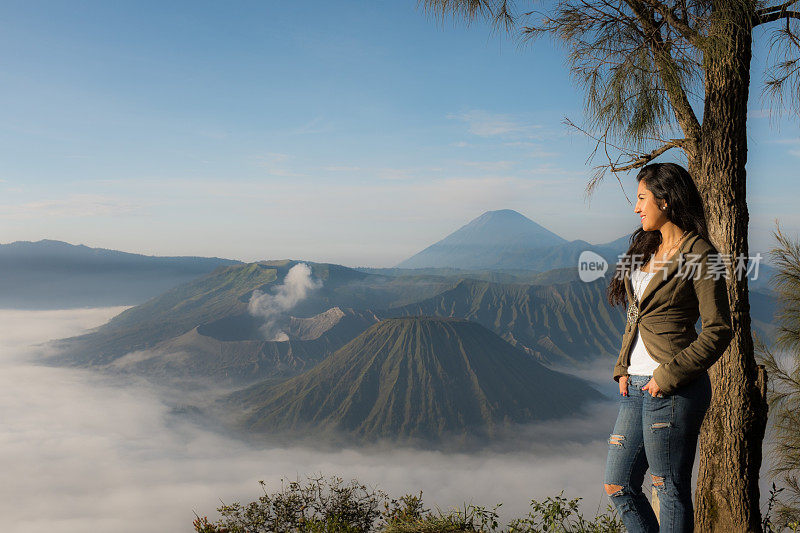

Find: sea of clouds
<box><xmin>0</xmin><ymin>307</ymin><xmax>780</xmax><ymax>532</ymax></box>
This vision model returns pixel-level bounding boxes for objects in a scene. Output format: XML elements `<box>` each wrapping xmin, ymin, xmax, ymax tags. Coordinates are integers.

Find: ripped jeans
<box><xmin>603</xmin><ymin>372</ymin><xmax>711</xmax><ymax>532</ymax></box>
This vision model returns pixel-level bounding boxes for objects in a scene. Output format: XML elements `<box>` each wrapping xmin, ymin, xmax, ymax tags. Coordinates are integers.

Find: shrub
<box><xmin>762</xmin><ymin>483</ymin><xmax>800</xmax><ymax>533</ymax></box>
<box><xmin>505</xmin><ymin>491</ymin><xmax>622</xmax><ymax>533</ymax></box>
<box><xmin>192</xmin><ymin>474</ymin><xmax>386</xmax><ymax>533</ymax></box>
<box><xmin>193</xmin><ymin>475</ymin><xmax>624</xmax><ymax>532</ymax></box>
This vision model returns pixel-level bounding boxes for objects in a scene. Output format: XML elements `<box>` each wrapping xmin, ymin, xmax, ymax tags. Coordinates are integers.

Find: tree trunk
<box><xmin>691</xmin><ymin>3</ymin><xmax>769</xmax><ymax>531</ymax></box>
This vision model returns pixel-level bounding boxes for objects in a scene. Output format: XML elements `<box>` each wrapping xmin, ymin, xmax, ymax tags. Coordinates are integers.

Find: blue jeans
<box><xmin>603</xmin><ymin>373</ymin><xmax>711</xmax><ymax>532</ymax></box>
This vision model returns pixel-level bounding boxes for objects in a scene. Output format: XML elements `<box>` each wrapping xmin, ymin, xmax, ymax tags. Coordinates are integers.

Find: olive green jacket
<box><xmin>612</xmin><ymin>230</ymin><xmax>734</xmax><ymax>394</ymax></box>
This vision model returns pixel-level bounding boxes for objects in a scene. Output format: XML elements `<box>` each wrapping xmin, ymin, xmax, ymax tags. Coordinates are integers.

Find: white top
<box><xmin>627</xmin><ymin>268</ymin><xmax>660</xmax><ymax>376</ymax></box>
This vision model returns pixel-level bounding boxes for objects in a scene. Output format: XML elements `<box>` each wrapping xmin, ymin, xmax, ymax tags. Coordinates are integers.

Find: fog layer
<box><xmin>4</xmin><ymin>307</ymin><xmax>773</xmax><ymax>532</ymax></box>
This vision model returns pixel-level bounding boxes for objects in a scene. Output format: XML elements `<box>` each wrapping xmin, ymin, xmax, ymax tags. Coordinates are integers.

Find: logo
<box><xmin>578</xmin><ymin>251</ymin><xmax>608</xmax><ymax>282</ymax></box>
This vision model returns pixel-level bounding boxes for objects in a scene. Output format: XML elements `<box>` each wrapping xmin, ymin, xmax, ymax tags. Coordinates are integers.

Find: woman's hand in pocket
<box><xmin>619</xmin><ymin>375</ymin><xmax>629</xmax><ymax>396</ymax></box>
<box><xmin>642</xmin><ymin>377</ymin><xmax>664</xmax><ymax>398</ymax></box>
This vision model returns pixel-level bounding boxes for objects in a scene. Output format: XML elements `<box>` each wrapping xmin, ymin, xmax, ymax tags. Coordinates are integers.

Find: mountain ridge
<box><xmin>0</xmin><ymin>239</ymin><xmax>241</xmax><ymax>309</ymax></box>
<box><xmin>224</xmin><ymin>316</ymin><xmax>602</xmax><ymax>447</ymax></box>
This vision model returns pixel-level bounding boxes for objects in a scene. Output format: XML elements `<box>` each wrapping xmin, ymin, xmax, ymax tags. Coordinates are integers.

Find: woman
<box><xmin>603</xmin><ymin>162</ymin><xmax>734</xmax><ymax>532</ymax></box>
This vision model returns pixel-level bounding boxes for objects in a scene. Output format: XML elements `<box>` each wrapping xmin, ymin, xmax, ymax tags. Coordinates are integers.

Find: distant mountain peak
<box><xmin>1</xmin><ymin>238</ymin><xmax>85</xmax><ymax>249</ymax></box>
<box><xmin>473</xmin><ymin>208</ymin><xmax>532</xmax><ymax>220</ymax></box>
<box><xmin>396</xmin><ymin>209</ymin><xmax>567</xmax><ymax>269</ymax></box>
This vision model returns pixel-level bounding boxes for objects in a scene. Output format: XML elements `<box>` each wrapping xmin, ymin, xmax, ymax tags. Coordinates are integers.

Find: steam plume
<box><xmin>248</xmin><ymin>263</ymin><xmax>322</xmax><ymax>340</ymax></box>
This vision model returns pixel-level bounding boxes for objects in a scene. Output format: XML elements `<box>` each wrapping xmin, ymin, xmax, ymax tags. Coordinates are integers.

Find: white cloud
<box><xmin>522</xmin><ymin>164</ymin><xmax>585</xmax><ymax>180</ymax></box>
<box><xmin>0</xmin><ymin>194</ymin><xmax>145</xmax><ymax>219</ymax></box>
<box><xmin>321</xmin><ymin>165</ymin><xmax>445</xmax><ymax>181</ymax></box>
<box><xmin>322</xmin><ymin>165</ymin><xmax>362</xmax><ymax>172</ymax></box>
<box><xmin>376</xmin><ymin>167</ymin><xmax>414</xmax><ymax>180</ymax></box>
<box><xmin>288</xmin><ymin>116</ymin><xmax>333</xmax><ymax>136</ymax></box>
<box><xmin>0</xmin><ymin>308</ymin><xmax>783</xmax><ymax>532</ymax></box>
<box><xmin>253</xmin><ymin>152</ymin><xmax>307</xmax><ymax>177</ymax></box>
<box><xmin>748</xmin><ymin>107</ymin><xmax>795</xmax><ymax>120</ymax></box>
<box><xmin>748</xmin><ymin>108</ymin><xmax>772</xmax><ymax>119</ymax></box>
<box><xmin>459</xmin><ymin>160</ymin><xmax>516</xmax><ymax>172</ymax></box>
<box><xmin>0</xmin><ymin>308</ymin><xmax>618</xmax><ymax>533</ymax></box>
<box><xmin>766</xmin><ymin>138</ymin><xmax>800</xmax><ymax>157</ymax></box>
<box><xmin>30</xmin><ymin>173</ymin><xmax>590</xmax><ymax>265</ymax></box>
<box><xmin>448</xmin><ymin>110</ymin><xmax>543</xmax><ymax>138</ymax></box>
<box><xmin>503</xmin><ymin>141</ymin><xmax>560</xmax><ymax>158</ymax></box>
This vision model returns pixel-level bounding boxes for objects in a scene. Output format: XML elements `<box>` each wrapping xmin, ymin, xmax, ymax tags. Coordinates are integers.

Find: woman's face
<box><xmin>634</xmin><ymin>179</ymin><xmax>668</xmax><ymax>231</ymax></box>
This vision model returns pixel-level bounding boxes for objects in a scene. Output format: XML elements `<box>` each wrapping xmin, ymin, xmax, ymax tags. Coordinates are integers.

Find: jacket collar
<box><xmin>624</xmin><ymin>229</ymin><xmax>700</xmax><ymax>310</ymax></box>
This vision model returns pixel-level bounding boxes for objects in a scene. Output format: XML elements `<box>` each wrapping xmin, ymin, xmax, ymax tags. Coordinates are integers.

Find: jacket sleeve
<box><xmin>653</xmin><ymin>250</ymin><xmax>734</xmax><ymax>394</ymax></box>
<box><xmin>613</xmin><ymin>360</ymin><xmax>628</xmax><ymax>383</ymax></box>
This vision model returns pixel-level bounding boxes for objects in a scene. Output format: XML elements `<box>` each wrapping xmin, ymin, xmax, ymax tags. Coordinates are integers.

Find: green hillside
<box><xmin>386</xmin><ymin>277</ymin><xmax>624</xmax><ymax>363</ymax></box>
<box><xmin>225</xmin><ymin>317</ymin><xmax>601</xmax><ymax>445</ymax></box>
<box><xmin>51</xmin><ymin>262</ymin><xmax>280</xmax><ymax>365</ymax></box>
<box><xmin>49</xmin><ymin>259</ymin><xmax>630</xmax><ymax>382</ymax></box>
<box><xmin>354</xmin><ymin>265</ymin><xmax>580</xmax><ymax>284</ymax></box>
<box><xmin>50</xmin><ymin>260</ymin><xmax>450</xmax><ymax>366</ymax></box>
<box><xmin>107</xmin><ymin>307</ymin><xmax>380</xmax><ymax>386</ymax></box>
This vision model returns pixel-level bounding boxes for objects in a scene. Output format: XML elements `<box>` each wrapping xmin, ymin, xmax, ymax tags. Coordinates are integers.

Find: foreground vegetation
<box><xmin>191</xmin><ymin>475</ymin><xmax>624</xmax><ymax>533</ymax></box>
<box><xmin>193</xmin><ymin>474</ymin><xmax>800</xmax><ymax>533</ymax></box>
<box><xmin>757</xmin><ymin>225</ymin><xmax>800</xmax><ymax>532</ymax></box>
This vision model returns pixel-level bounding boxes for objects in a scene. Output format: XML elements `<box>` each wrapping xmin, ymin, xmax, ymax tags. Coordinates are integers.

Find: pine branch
<box><xmin>609</xmin><ymin>139</ymin><xmax>685</xmax><ymax>172</ymax></box>
<box><xmin>755</xmin><ymin>0</ymin><xmax>800</xmax><ymax>25</ymax></box>
<box><xmin>639</xmin><ymin>0</ymin><xmax>705</xmax><ymax>46</ymax></box>
<box><xmin>756</xmin><ymin>10</ymin><xmax>800</xmax><ymax>25</ymax></box>
<box><xmin>625</xmin><ymin>0</ymin><xmax>702</xmax><ymax>141</ymax></box>
<box><xmin>757</xmin><ymin>0</ymin><xmax>800</xmax><ymax>16</ymax></box>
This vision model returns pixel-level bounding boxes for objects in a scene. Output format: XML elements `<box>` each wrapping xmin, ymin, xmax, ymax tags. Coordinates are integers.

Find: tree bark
<box><xmin>691</xmin><ymin>2</ymin><xmax>769</xmax><ymax>531</ymax></box>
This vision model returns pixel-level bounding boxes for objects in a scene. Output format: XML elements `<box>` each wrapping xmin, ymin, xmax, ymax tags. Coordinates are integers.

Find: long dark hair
<box><xmin>606</xmin><ymin>162</ymin><xmax>710</xmax><ymax>307</ymax></box>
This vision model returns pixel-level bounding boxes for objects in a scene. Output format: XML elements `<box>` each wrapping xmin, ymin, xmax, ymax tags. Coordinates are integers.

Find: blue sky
<box><xmin>1</xmin><ymin>1</ymin><xmax>798</xmax><ymax>266</ymax></box>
